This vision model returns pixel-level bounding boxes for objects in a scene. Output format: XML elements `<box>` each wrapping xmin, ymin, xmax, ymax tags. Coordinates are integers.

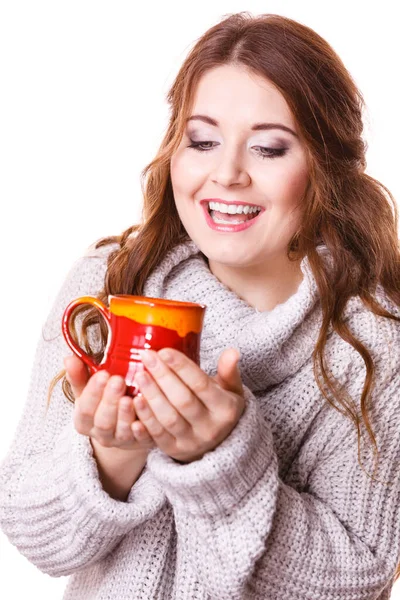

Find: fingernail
<box><xmin>134</xmin><ymin>394</ymin><xmax>146</xmax><ymax>410</ymax></box>
<box><xmin>63</xmin><ymin>355</ymin><xmax>73</xmax><ymax>368</ymax></box>
<box><xmin>139</xmin><ymin>350</ymin><xmax>157</xmax><ymax>367</ymax></box>
<box><xmin>158</xmin><ymin>348</ymin><xmax>173</xmax><ymax>363</ymax></box>
<box><xmin>120</xmin><ymin>398</ymin><xmax>132</xmax><ymax>411</ymax></box>
<box><xmin>110</xmin><ymin>376</ymin><xmax>124</xmax><ymax>391</ymax></box>
<box><xmin>135</xmin><ymin>371</ymin><xmax>148</xmax><ymax>386</ymax></box>
<box><xmin>96</xmin><ymin>370</ymin><xmax>109</xmax><ymax>385</ymax></box>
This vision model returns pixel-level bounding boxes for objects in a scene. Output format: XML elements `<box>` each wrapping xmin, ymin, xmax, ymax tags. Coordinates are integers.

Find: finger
<box><xmin>155</xmin><ymin>348</ymin><xmax>228</xmax><ymax>415</ymax></box>
<box><xmin>131</xmin><ymin>421</ymin><xmax>154</xmax><ymax>444</ymax></box>
<box><xmin>131</xmin><ymin>399</ymin><xmax>156</xmax><ymax>447</ymax></box>
<box><xmin>138</xmin><ymin>349</ymin><xmax>207</xmax><ymax>425</ymax></box>
<box><xmin>92</xmin><ymin>375</ymin><xmax>126</xmax><ymax>442</ymax></box>
<box><xmin>73</xmin><ymin>369</ymin><xmax>110</xmax><ymax>434</ymax></box>
<box><xmin>64</xmin><ymin>354</ymin><xmax>90</xmax><ymax>399</ymax></box>
<box><xmin>135</xmin><ymin>367</ymin><xmax>192</xmax><ymax>437</ymax></box>
<box><xmin>114</xmin><ymin>395</ymin><xmax>136</xmax><ymax>444</ymax></box>
<box><xmin>133</xmin><ymin>390</ymin><xmax>176</xmax><ymax>446</ymax></box>
<box><xmin>214</xmin><ymin>348</ymin><xmax>244</xmax><ymax>395</ymax></box>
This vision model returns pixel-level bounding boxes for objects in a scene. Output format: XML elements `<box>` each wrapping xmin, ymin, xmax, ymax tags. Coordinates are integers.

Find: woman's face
<box><xmin>170</xmin><ymin>64</ymin><xmax>309</xmax><ymax>269</ymax></box>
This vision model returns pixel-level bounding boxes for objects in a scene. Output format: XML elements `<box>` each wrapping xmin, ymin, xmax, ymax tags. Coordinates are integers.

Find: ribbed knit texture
<box><xmin>1</xmin><ymin>238</ymin><xmax>400</xmax><ymax>599</ymax></box>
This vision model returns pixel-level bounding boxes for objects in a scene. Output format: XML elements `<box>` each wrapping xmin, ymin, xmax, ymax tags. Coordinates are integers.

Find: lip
<box><xmin>201</xmin><ymin>201</ymin><xmax>263</xmax><ymax>233</ymax></box>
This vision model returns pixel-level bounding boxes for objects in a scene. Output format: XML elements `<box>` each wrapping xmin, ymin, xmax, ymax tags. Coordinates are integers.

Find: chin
<box><xmin>203</xmin><ymin>247</ymin><xmax>258</xmax><ymax>268</ymax></box>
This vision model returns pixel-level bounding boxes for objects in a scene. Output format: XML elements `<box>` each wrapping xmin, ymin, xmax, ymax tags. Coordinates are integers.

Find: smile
<box><xmin>201</xmin><ymin>201</ymin><xmax>264</xmax><ymax>233</ymax></box>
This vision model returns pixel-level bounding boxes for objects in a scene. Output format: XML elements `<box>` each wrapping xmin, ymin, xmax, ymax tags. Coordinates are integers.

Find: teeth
<box><xmin>208</xmin><ymin>201</ymin><xmax>261</xmax><ymax>214</ymax></box>
<box><xmin>212</xmin><ymin>217</ymin><xmax>245</xmax><ymax>224</ymax></box>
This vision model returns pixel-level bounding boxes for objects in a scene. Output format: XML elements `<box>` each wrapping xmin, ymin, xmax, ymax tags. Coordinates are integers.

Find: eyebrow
<box><xmin>186</xmin><ymin>114</ymin><xmax>298</xmax><ymax>137</ymax></box>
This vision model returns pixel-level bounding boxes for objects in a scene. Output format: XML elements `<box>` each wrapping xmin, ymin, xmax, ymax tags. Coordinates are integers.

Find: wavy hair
<box><xmin>48</xmin><ymin>10</ymin><xmax>400</xmax><ymax>578</ymax></box>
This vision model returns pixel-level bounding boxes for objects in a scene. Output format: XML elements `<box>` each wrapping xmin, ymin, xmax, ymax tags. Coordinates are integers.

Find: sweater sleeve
<box><xmin>0</xmin><ymin>246</ymin><xmax>166</xmax><ymax>577</ymax></box>
<box><xmin>146</xmin><ymin>337</ymin><xmax>400</xmax><ymax>599</ymax></box>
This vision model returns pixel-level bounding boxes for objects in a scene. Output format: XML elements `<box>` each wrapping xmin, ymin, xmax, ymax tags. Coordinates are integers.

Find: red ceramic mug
<box><xmin>62</xmin><ymin>294</ymin><xmax>206</xmax><ymax>397</ymax></box>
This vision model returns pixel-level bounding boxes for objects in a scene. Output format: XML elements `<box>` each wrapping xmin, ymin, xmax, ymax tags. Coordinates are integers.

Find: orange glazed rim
<box><xmin>109</xmin><ymin>294</ymin><xmax>206</xmax><ymax>310</ymax></box>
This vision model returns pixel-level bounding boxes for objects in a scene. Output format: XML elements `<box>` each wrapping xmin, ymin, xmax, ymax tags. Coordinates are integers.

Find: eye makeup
<box><xmin>187</xmin><ymin>139</ymin><xmax>288</xmax><ymax>159</ymax></box>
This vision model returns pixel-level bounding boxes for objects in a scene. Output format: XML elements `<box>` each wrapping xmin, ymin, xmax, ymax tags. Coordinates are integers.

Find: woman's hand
<box><xmin>64</xmin><ymin>354</ymin><xmax>155</xmax><ymax>452</ymax></box>
<box><xmin>131</xmin><ymin>347</ymin><xmax>245</xmax><ymax>463</ymax></box>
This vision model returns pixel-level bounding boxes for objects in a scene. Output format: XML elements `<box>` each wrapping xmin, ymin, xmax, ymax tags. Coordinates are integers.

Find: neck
<box><xmin>208</xmin><ymin>252</ymin><xmax>304</xmax><ymax>312</ymax></box>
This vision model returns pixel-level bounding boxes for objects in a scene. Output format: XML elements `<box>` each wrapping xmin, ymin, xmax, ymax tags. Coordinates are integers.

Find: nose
<box><xmin>210</xmin><ymin>147</ymin><xmax>250</xmax><ymax>187</ymax></box>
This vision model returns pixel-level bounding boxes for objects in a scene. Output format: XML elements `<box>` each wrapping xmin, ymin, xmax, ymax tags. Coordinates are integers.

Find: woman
<box><xmin>1</xmin><ymin>11</ymin><xmax>400</xmax><ymax>600</ymax></box>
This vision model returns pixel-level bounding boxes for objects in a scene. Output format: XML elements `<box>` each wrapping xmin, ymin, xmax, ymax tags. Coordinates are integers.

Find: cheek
<box><xmin>288</xmin><ymin>166</ymin><xmax>309</xmax><ymax>198</ymax></box>
<box><xmin>170</xmin><ymin>151</ymin><xmax>205</xmax><ymax>190</ymax></box>
<box><xmin>264</xmin><ymin>160</ymin><xmax>309</xmax><ymax>209</ymax></box>
<box><xmin>170</xmin><ymin>153</ymin><xmax>201</xmax><ymax>221</ymax></box>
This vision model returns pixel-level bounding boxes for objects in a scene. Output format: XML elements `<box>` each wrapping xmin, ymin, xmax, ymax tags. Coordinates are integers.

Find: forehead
<box><xmin>190</xmin><ymin>65</ymin><xmax>295</xmax><ymax>129</ymax></box>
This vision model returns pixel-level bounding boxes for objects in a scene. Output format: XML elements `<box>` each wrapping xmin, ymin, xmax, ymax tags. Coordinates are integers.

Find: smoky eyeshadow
<box><xmin>263</xmin><ymin>136</ymin><xmax>291</xmax><ymax>148</ymax></box>
<box><xmin>186</xmin><ymin>128</ymin><xmax>291</xmax><ymax>147</ymax></box>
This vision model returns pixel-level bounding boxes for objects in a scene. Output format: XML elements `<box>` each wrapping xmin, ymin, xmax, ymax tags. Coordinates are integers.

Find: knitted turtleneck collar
<box><xmin>143</xmin><ymin>240</ymin><xmax>327</xmax><ymax>392</ymax></box>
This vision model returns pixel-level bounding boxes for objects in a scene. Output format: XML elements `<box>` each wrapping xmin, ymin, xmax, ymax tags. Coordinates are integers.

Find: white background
<box><xmin>0</xmin><ymin>1</ymin><xmax>399</xmax><ymax>597</ymax></box>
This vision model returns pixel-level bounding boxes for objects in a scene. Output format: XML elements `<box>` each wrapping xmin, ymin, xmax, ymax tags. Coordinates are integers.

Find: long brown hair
<box><xmin>49</xmin><ymin>10</ymin><xmax>400</xmax><ymax>578</ymax></box>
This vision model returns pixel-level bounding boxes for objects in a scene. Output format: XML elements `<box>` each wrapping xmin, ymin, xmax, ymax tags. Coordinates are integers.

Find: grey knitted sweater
<box><xmin>1</xmin><ymin>239</ymin><xmax>400</xmax><ymax>600</ymax></box>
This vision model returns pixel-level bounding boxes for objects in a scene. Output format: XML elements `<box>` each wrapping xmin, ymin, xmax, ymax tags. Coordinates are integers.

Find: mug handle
<box><xmin>62</xmin><ymin>295</ymin><xmax>111</xmax><ymax>375</ymax></box>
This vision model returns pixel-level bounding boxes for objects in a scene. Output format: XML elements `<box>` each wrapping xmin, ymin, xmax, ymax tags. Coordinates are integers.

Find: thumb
<box><xmin>63</xmin><ymin>354</ymin><xmax>90</xmax><ymax>399</ymax></box>
<box><xmin>213</xmin><ymin>348</ymin><xmax>243</xmax><ymax>395</ymax></box>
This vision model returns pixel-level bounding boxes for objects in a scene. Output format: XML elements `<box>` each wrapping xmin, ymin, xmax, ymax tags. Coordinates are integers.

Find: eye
<box><xmin>187</xmin><ymin>140</ymin><xmax>216</xmax><ymax>151</ymax></box>
<box><xmin>254</xmin><ymin>146</ymin><xmax>288</xmax><ymax>159</ymax></box>
<box><xmin>187</xmin><ymin>140</ymin><xmax>288</xmax><ymax>159</ymax></box>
